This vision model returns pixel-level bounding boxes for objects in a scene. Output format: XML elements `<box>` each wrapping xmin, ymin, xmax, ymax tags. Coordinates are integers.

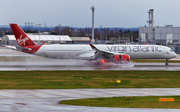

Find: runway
<box><xmin>1</xmin><ymin>48</ymin><xmax>180</xmax><ymax>111</ymax></box>
<box><xmin>0</xmin><ymin>61</ymin><xmax>180</xmax><ymax>70</ymax></box>
<box><xmin>0</xmin><ymin>48</ymin><xmax>179</xmax><ymax>70</ymax></box>
<box><xmin>0</xmin><ymin>48</ymin><xmax>180</xmax><ymax>70</ymax></box>
<box><xmin>0</xmin><ymin>88</ymin><xmax>180</xmax><ymax>112</ymax></box>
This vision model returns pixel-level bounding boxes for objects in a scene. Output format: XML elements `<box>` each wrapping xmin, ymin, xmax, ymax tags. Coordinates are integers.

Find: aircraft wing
<box><xmin>89</xmin><ymin>44</ymin><xmax>121</xmax><ymax>60</ymax></box>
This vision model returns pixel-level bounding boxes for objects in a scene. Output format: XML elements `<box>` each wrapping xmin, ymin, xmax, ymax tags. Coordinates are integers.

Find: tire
<box><xmin>165</xmin><ymin>62</ymin><xmax>169</xmax><ymax>66</ymax></box>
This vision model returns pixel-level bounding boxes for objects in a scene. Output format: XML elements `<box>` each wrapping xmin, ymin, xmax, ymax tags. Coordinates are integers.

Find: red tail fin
<box><xmin>9</xmin><ymin>23</ymin><xmax>36</xmax><ymax>46</ymax></box>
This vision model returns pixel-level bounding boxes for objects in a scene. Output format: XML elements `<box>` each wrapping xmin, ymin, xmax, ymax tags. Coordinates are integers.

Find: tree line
<box><xmin>52</xmin><ymin>26</ymin><xmax>139</xmax><ymax>42</ymax></box>
<box><xmin>0</xmin><ymin>26</ymin><xmax>139</xmax><ymax>42</ymax></box>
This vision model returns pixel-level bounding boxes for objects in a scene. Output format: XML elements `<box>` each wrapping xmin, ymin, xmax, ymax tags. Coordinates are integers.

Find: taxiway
<box><xmin>0</xmin><ymin>88</ymin><xmax>180</xmax><ymax>112</ymax></box>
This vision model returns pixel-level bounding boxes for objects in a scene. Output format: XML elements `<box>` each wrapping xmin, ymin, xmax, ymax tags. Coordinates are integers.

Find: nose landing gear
<box><xmin>165</xmin><ymin>59</ymin><xmax>169</xmax><ymax>66</ymax></box>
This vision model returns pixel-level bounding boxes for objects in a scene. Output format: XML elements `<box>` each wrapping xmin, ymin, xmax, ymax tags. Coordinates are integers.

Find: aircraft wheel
<box><xmin>165</xmin><ymin>59</ymin><xmax>169</xmax><ymax>66</ymax></box>
<box><xmin>165</xmin><ymin>62</ymin><xmax>169</xmax><ymax>66</ymax></box>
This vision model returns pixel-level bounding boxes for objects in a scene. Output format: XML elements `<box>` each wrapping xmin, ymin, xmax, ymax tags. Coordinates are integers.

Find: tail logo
<box><xmin>17</xmin><ymin>35</ymin><xmax>30</xmax><ymax>46</ymax></box>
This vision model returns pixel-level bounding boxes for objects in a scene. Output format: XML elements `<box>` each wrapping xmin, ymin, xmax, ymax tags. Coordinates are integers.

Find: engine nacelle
<box><xmin>97</xmin><ymin>54</ymin><xmax>130</xmax><ymax>64</ymax></box>
<box><xmin>113</xmin><ymin>54</ymin><xmax>130</xmax><ymax>63</ymax></box>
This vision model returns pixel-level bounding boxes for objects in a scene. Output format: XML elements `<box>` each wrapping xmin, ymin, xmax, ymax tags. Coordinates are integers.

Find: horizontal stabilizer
<box><xmin>4</xmin><ymin>45</ymin><xmax>32</xmax><ymax>51</ymax></box>
<box><xmin>15</xmin><ymin>46</ymin><xmax>32</xmax><ymax>50</ymax></box>
<box><xmin>4</xmin><ymin>45</ymin><xmax>16</xmax><ymax>50</ymax></box>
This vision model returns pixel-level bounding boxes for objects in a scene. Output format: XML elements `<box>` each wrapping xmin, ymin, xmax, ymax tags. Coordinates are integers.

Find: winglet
<box><xmin>41</xmin><ymin>42</ymin><xmax>47</xmax><ymax>45</ymax></box>
<box><xmin>89</xmin><ymin>44</ymin><xmax>96</xmax><ymax>50</ymax></box>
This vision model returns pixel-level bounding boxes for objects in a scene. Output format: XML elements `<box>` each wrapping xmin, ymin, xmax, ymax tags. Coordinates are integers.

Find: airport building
<box><xmin>2</xmin><ymin>35</ymin><xmax>91</xmax><ymax>45</ymax></box>
<box><xmin>139</xmin><ymin>9</ymin><xmax>180</xmax><ymax>53</ymax></box>
<box><xmin>109</xmin><ymin>37</ymin><xmax>130</xmax><ymax>44</ymax></box>
<box><xmin>139</xmin><ymin>9</ymin><xmax>180</xmax><ymax>45</ymax></box>
<box><xmin>70</xmin><ymin>37</ymin><xmax>91</xmax><ymax>44</ymax></box>
<box><xmin>139</xmin><ymin>25</ymin><xmax>180</xmax><ymax>45</ymax></box>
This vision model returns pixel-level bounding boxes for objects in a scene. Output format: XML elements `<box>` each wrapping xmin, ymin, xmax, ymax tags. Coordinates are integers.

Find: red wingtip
<box><xmin>89</xmin><ymin>44</ymin><xmax>96</xmax><ymax>49</ymax></box>
<box><xmin>42</xmin><ymin>42</ymin><xmax>47</xmax><ymax>45</ymax></box>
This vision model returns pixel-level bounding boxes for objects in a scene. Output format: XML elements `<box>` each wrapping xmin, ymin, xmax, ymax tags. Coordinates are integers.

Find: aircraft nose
<box><xmin>173</xmin><ymin>52</ymin><xmax>177</xmax><ymax>58</ymax></box>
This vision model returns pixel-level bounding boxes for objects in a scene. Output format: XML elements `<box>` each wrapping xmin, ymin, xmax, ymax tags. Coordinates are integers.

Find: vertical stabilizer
<box><xmin>9</xmin><ymin>23</ymin><xmax>36</xmax><ymax>46</ymax></box>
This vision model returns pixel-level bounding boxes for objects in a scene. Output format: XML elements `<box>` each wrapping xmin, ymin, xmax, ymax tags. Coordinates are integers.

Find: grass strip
<box><xmin>131</xmin><ymin>59</ymin><xmax>180</xmax><ymax>63</ymax></box>
<box><xmin>0</xmin><ymin>71</ymin><xmax>179</xmax><ymax>89</ymax></box>
<box><xmin>59</xmin><ymin>96</ymin><xmax>180</xmax><ymax>108</ymax></box>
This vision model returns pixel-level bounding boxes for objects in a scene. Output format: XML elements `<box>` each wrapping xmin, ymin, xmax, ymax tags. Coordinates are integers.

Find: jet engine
<box><xmin>113</xmin><ymin>54</ymin><xmax>130</xmax><ymax>63</ymax></box>
<box><xmin>98</xmin><ymin>54</ymin><xmax>130</xmax><ymax>64</ymax></box>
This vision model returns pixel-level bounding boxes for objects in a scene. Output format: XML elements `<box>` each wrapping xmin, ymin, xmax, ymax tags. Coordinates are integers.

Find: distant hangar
<box><xmin>139</xmin><ymin>25</ymin><xmax>180</xmax><ymax>44</ymax></box>
<box><xmin>139</xmin><ymin>9</ymin><xmax>180</xmax><ymax>45</ymax></box>
<box><xmin>2</xmin><ymin>34</ymin><xmax>91</xmax><ymax>45</ymax></box>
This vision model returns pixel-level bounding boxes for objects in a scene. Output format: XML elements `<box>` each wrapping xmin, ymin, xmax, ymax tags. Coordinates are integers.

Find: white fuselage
<box><xmin>34</xmin><ymin>44</ymin><xmax>177</xmax><ymax>60</ymax></box>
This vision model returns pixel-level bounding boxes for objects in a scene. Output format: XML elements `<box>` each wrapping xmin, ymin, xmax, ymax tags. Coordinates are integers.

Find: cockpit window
<box><xmin>170</xmin><ymin>49</ymin><xmax>173</xmax><ymax>52</ymax></box>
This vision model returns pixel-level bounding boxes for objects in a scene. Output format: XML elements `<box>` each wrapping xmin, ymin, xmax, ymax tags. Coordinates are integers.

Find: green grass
<box><xmin>131</xmin><ymin>59</ymin><xmax>180</xmax><ymax>63</ymax></box>
<box><xmin>0</xmin><ymin>71</ymin><xmax>179</xmax><ymax>89</ymax></box>
<box><xmin>0</xmin><ymin>57</ymin><xmax>26</xmax><ymax>61</ymax></box>
<box><xmin>59</xmin><ymin>96</ymin><xmax>180</xmax><ymax>109</ymax></box>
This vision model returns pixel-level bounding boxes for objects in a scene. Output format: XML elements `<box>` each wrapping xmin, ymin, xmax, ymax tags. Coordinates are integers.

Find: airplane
<box><xmin>6</xmin><ymin>23</ymin><xmax>177</xmax><ymax>66</ymax></box>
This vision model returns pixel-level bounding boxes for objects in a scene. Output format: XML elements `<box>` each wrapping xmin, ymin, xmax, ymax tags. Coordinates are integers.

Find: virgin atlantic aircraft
<box><xmin>6</xmin><ymin>23</ymin><xmax>177</xmax><ymax>66</ymax></box>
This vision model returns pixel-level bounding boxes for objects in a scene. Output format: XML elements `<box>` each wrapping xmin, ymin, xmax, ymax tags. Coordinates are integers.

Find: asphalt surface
<box><xmin>1</xmin><ymin>89</ymin><xmax>180</xmax><ymax>112</ymax></box>
<box><xmin>1</xmin><ymin>48</ymin><xmax>180</xmax><ymax>112</ymax></box>
<box><xmin>0</xmin><ymin>61</ymin><xmax>180</xmax><ymax>70</ymax></box>
<box><xmin>1</xmin><ymin>48</ymin><xmax>180</xmax><ymax>70</ymax></box>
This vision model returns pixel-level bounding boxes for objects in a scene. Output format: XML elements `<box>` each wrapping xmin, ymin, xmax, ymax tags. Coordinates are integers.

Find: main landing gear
<box><xmin>165</xmin><ymin>59</ymin><xmax>169</xmax><ymax>66</ymax></box>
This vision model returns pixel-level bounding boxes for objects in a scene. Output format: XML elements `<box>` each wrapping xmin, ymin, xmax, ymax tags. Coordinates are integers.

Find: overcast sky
<box><xmin>0</xmin><ymin>0</ymin><xmax>180</xmax><ymax>28</ymax></box>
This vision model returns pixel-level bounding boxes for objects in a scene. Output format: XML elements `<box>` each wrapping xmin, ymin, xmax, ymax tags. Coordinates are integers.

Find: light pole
<box><xmin>37</xmin><ymin>24</ymin><xmax>42</xmax><ymax>45</ymax></box>
<box><xmin>91</xmin><ymin>6</ymin><xmax>95</xmax><ymax>43</ymax></box>
<box><xmin>36</xmin><ymin>25</ymin><xmax>38</xmax><ymax>34</ymax></box>
<box><xmin>75</xmin><ymin>29</ymin><xmax>77</xmax><ymax>37</ymax></box>
<box><xmin>160</xmin><ymin>33</ymin><xmax>161</xmax><ymax>44</ymax></box>
<box><xmin>59</xmin><ymin>24</ymin><xmax>61</xmax><ymax>44</ymax></box>
<box><xmin>100</xmin><ymin>25</ymin><xmax>102</xmax><ymax>43</ymax></box>
<box><xmin>119</xmin><ymin>33</ymin><xmax>120</xmax><ymax>44</ymax></box>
